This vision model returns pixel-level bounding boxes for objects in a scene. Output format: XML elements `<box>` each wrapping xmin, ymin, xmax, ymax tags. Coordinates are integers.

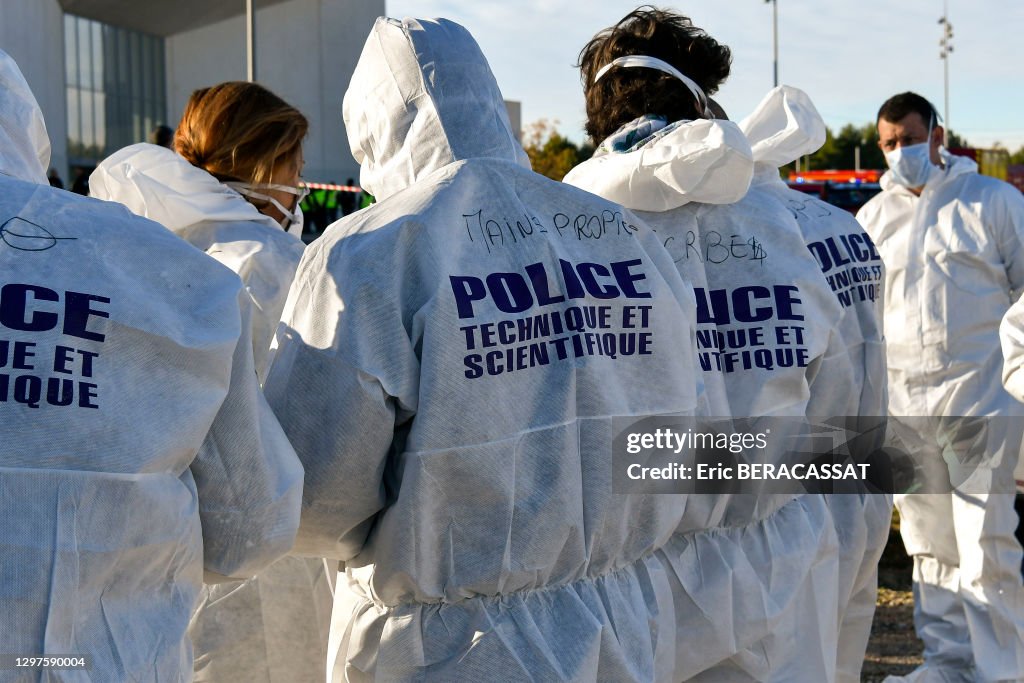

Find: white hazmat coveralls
<box><xmin>264</xmin><ymin>16</ymin><xmax>702</xmax><ymax>683</ymax></box>
<box><xmin>740</xmin><ymin>85</ymin><xmax>892</xmax><ymax>683</ymax></box>
<box><xmin>564</xmin><ymin>98</ymin><xmax>842</xmax><ymax>680</ymax></box>
<box><xmin>89</xmin><ymin>143</ymin><xmax>305</xmax><ymax>382</ymax></box>
<box><xmin>89</xmin><ymin>142</ymin><xmax>330</xmax><ymax>683</ymax></box>
<box><xmin>857</xmin><ymin>151</ymin><xmax>1024</xmax><ymax>683</ymax></box>
<box><xmin>1004</xmin><ymin>297</ymin><xmax>1024</xmax><ymax>405</ymax></box>
<box><xmin>0</xmin><ymin>48</ymin><xmax>302</xmax><ymax>682</ymax></box>
<box><xmin>1001</xmin><ymin>298</ymin><xmax>1024</xmax><ymax>491</ymax></box>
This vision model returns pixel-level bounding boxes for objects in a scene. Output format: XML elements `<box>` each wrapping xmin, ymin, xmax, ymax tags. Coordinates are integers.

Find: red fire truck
<box><xmin>786</xmin><ymin>170</ymin><xmax>882</xmax><ymax>214</ymax></box>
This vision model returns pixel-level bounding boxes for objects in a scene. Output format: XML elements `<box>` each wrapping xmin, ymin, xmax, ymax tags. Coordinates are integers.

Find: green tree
<box><xmin>856</xmin><ymin>123</ymin><xmax>886</xmax><ymax>169</ymax></box>
<box><xmin>811</xmin><ymin>127</ymin><xmax>840</xmax><ymax>169</ymax></box>
<box><xmin>945</xmin><ymin>130</ymin><xmax>969</xmax><ymax>148</ymax></box>
<box><xmin>803</xmin><ymin>123</ymin><xmax>887</xmax><ymax>171</ymax></box>
<box><xmin>780</xmin><ymin>123</ymin><xmax>877</xmax><ymax>176</ymax></box>
<box><xmin>780</xmin><ymin>121</ymin><xmax>969</xmax><ymax>176</ymax></box>
<box><xmin>1010</xmin><ymin>146</ymin><xmax>1024</xmax><ymax>165</ymax></box>
<box><xmin>522</xmin><ymin>119</ymin><xmax>592</xmax><ymax>181</ymax></box>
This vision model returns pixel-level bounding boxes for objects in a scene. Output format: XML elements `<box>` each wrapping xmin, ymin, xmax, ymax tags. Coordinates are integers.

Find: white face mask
<box><xmin>226</xmin><ymin>181</ymin><xmax>309</xmax><ymax>232</ymax></box>
<box><xmin>885</xmin><ymin>142</ymin><xmax>934</xmax><ymax>189</ymax></box>
<box><xmin>884</xmin><ymin>119</ymin><xmax>936</xmax><ymax>189</ymax></box>
<box><xmin>286</xmin><ymin>205</ymin><xmax>304</xmax><ymax>237</ymax></box>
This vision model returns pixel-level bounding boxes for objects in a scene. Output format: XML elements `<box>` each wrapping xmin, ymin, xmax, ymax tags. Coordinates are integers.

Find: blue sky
<box><xmin>387</xmin><ymin>0</ymin><xmax>1024</xmax><ymax>156</ymax></box>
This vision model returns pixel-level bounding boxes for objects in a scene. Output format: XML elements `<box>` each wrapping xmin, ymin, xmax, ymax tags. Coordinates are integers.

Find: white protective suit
<box><xmin>0</xmin><ymin>49</ymin><xmax>302</xmax><ymax>681</ymax></box>
<box><xmin>263</xmin><ymin>17</ymin><xmax>703</xmax><ymax>683</ymax></box>
<box><xmin>858</xmin><ymin>150</ymin><xmax>1024</xmax><ymax>682</ymax></box>
<box><xmin>90</xmin><ymin>143</ymin><xmax>306</xmax><ymax>382</ymax></box>
<box><xmin>1000</xmin><ymin>299</ymin><xmax>1024</xmax><ymax>491</ymax></box>
<box><xmin>88</xmin><ymin>143</ymin><xmax>330</xmax><ymax>682</ymax></box>
<box><xmin>740</xmin><ymin>85</ymin><xmax>892</xmax><ymax>683</ymax></box>
<box><xmin>564</xmin><ymin>96</ymin><xmax>843</xmax><ymax>679</ymax></box>
<box><xmin>1004</xmin><ymin>297</ymin><xmax>1024</xmax><ymax>405</ymax></box>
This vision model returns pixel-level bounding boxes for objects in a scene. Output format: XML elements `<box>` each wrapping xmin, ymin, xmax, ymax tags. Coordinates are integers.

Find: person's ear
<box><xmin>929</xmin><ymin>125</ymin><xmax>945</xmax><ymax>164</ymax></box>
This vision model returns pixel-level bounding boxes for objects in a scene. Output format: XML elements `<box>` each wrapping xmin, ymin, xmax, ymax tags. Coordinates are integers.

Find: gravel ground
<box><xmin>861</xmin><ymin>513</ymin><xmax>923</xmax><ymax>682</ymax></box>
<box><xmin>862</xmin><ymin>586</ymin><xmax>922</xmax><ymax>681</ymax></box>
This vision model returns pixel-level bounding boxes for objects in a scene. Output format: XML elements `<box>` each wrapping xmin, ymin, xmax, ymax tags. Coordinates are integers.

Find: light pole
<box><xmin>938</xmin><ymin>1</ymin><xmax>953</xmax><ymax>145</ymax></box>
<box><xmin>766</xmin><ymin>0</ymin><xmax>778</xmax><ymax>88</ymax></box>
<box><xmin>246</xmin><ymin>0</ymin><xmax>257</xmax><ymax>82</ymax></box>
<box><xmin>765</xmin><ymin>0</ymin><xmax>784</xmax><ymax>165</ymax></box>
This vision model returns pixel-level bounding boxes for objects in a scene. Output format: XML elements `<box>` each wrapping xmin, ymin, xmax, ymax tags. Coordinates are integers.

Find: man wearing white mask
<box><xmin>857</xmin><ymin>91</ymin><xmax>1024</xmax><ymax>683</ymax></box>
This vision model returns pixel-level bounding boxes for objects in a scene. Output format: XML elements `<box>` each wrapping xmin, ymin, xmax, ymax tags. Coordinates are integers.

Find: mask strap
<box><xmin>250</xmin><ymin>182</ymin><xmax>308</xmax><ymax>196</ymax></box>
<box><xmin>594</xmin><ymin>55</ymin><xmax>711</xmax><ymax>118</ymax></box>
<box><xmin>225</xmin><ymin>182</ymin><xmax>302</xmax><ymax>230</ymax></box>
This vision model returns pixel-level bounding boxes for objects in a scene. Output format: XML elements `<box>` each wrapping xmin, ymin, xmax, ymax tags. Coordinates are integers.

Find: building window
<box><xmin>64</xmin><ymin>14</ymin><xmax>166</xmax><ymax>170</ymax></box>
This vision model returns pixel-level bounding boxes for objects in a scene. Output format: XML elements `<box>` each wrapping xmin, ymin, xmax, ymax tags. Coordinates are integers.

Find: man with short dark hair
<box><xmin>858</xmin><ymin>91</ymin><xmax>1024</xmax><ymax>683</ymax></box>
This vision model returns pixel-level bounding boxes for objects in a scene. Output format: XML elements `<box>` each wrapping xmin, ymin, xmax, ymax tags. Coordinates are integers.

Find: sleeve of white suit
<box><xmin>1002</xmin><ymin>293</ymin><xmax>1024</xmax><ymax>403</ymax></box>
<box><xmin>805</xmin><ymin>325</ymin><xmax>857</xmax><ymax>420</ymax></box>
<box><xmin>992</xmin><ymin>184</ymin><xmax>1024</xmax><ymax>294</ymax></box>
<box><xmin>245</xmin><ymin>249</ymin><xmax>303</xmax><ymax>381</ymax></box>
<box><xmin>993</xmin><ymin>188</ymin><xmax>1024</xmax><ymax>401</ymax></box>
<box><xmin>190</xmin><ymin>291</ymin><xmax>304</xmax><ymax>581</ymax></box>
<box><xmin>210</xmin><ymin>232</ymin><xmax>304</xmax><ymax>382</ymax></box>
<box><xmin>263</xmin><ymin>240</ymin><xmax>420</xmax><ymax>562</ymax></box>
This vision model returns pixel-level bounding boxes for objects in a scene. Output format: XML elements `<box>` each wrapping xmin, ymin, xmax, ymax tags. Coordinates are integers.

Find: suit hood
<box><xmin>739</xmin><ymin>86</ymin><xmax>826</xmax><ymax>178</ymax></box>
<box><xmin>563</xmin><ymin>117</ymin><xmax>754</xmax><ymax>211</ymax></box>
<box><xmin>0</xmin><ymin>49</ymin><xmax>51</xmax><ymax>185</ymax></box>
<box><xmin>342</xmin><ymin>17</ymin><xmax>530</xmax><ymax>202</ymax></box>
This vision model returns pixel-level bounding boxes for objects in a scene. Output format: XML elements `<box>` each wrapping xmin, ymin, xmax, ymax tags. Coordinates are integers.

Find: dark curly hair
<box><xmin>578</xmin><ymin>6</ymin><xmax>732</xmax><ymax>142</ymax></box>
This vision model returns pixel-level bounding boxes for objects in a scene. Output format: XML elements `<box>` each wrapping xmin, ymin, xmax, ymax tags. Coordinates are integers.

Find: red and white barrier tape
<box><xmin>302</xmin><ymin>182</ymin><xmax>361</xmax><ymax>192</ymax></box>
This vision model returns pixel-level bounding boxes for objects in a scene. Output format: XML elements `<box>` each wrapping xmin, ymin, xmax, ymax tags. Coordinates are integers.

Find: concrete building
<box><xmin>1</xmin><ymin>0</ymin><xmax>384</xmax><ymax>185</ymax></box>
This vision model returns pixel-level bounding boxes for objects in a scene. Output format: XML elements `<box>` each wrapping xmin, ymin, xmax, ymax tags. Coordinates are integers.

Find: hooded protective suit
<box><xmin>0</xmin><ymin>54</ymin><xmax>49</xmax><ymax>187</ymax></box>
<box><xmin>564</xmin><ymin>95</ymin><xmax>842</xmax><ymax>679</ymax></box>
<box><xmin>858</xmin><ymin>149</ymin><xmax>1024</xmax><ymax>682</ymax></box>
<box><xmin>89</xmin><ymin>143</ymin><xmax>305</xmax><ymax>382</ymax></box>
<box><xmin>0</xmin><ymin>49</ymin><xmax>302</xmax><ymax>681</ymax></box>
<box><xmin>1001</xmin><ymin>293</ymin><xmax>1024</xmax><ymax>487</ymax></box>
<box><xmin>1003</xmin><ymin>298</ymin><xmax>1024</xmax><ymax>405</ymax></box>
<box><xmin>88</xmin><ymin>143</ymin><xmax>328</xmax><ymax>682</ymax></box>
<box><xmin>263</xmin><ymin>17</ymin><xmax>703</xmax><ymax>682</ymax></box>
<box><xmin>999</xmin><ymin>300</ymin><xmax>1024</xmax><ymax>492</ymax></box>
<box><xmin>1000</xmin><ymin>219</ymin><xmax>1024</xmax><ymax>491</ymax></box>
<box><xmin>740</xmin><ymin>85</ymin><xmax>891</xmax><ymax>683</ymax></box>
